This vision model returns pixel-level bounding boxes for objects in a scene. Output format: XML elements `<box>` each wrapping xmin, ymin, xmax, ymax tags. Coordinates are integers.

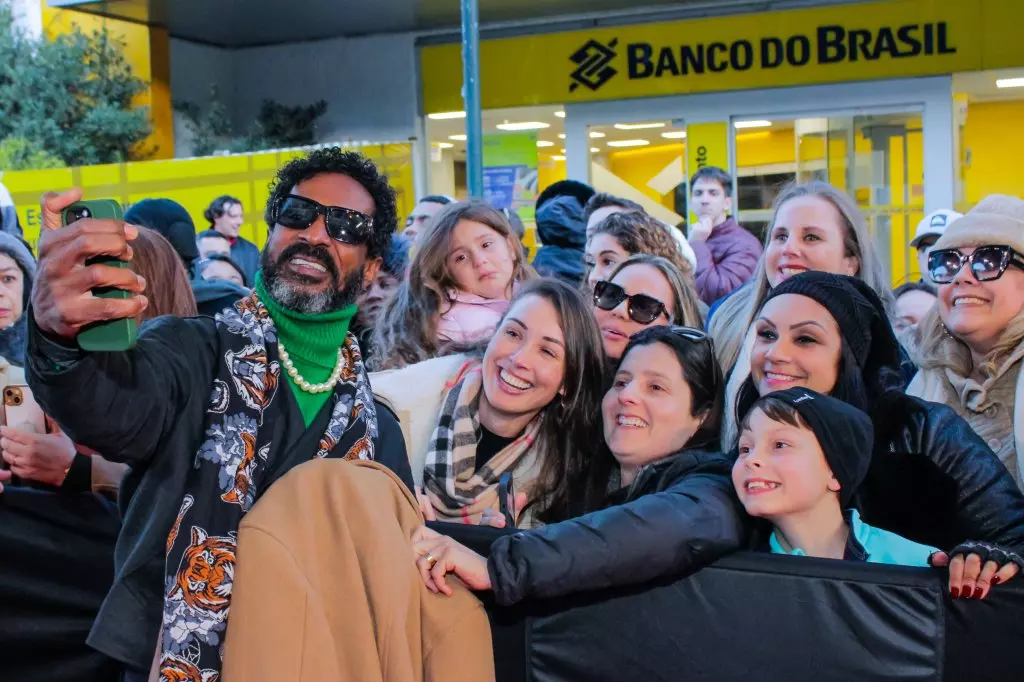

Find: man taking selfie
<box><xmin>26</xmin><ymin>149</ymin><xmax>413</xmax><ymax>681</ymax></box>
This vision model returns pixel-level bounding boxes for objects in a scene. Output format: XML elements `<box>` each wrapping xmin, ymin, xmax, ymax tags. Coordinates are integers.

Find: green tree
<box><xmin>0</xmin><ymin>1</ymin><xmax>152</xmax><ymax>167</ymax></box>
<box><xmin>0</xmin><ymin>136</ymin><xmax>66</xmax><ymax>170</ymax></box>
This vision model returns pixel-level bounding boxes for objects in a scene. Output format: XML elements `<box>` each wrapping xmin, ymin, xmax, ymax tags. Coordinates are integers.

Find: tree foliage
<box><xmin>0</xmin><ymin>1</ymin><xmax>152</xmax><ymax>168</ymax></box>
<box><xmin>175</xmin><ymin>85</ymin><xmax>328</xmax><ymax>156</ymax></box>
<box><xmin>0</xmin><ymin>137</ymin><xmax>65</xmax><ymax>170</ymax></box>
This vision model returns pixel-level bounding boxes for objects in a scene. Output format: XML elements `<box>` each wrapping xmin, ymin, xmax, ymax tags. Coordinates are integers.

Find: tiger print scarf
<box><xmin>422</xmin><ymin>361</ymin><xmax>543</xmax><ymax>526</ymax></box>
<box><xmin>159</xmin><ymin>292</ymin><xmax>378</xmax><ymax>680</ymax></box>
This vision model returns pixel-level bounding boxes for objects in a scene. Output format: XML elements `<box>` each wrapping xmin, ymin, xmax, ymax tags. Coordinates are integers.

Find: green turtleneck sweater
<box><xmin>255</xmin><ymin>273</ymin><xmax>357</xmax><ymax>427</ymax></box>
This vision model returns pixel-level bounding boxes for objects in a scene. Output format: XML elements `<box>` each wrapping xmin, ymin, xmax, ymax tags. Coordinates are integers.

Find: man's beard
<box><xmin>261</xmin><ymin>242</ymin><xmax>364</xmax><ymax>314</ymax></box>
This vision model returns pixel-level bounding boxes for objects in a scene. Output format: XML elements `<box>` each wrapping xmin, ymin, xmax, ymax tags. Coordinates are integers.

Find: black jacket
<box><xmin>487</xmin><ymin>449</ymin><xmax>746</xmax><ymax>606</ymax></box>
<box><xmin>859</xmin><ymin>392</ymin><xmax>1024</xmax><ymax>553</ymax></box>
<box><xmin>25</xmin><ymin>315</ymin><xmax>413</xmax><ymax>670</ymax></box>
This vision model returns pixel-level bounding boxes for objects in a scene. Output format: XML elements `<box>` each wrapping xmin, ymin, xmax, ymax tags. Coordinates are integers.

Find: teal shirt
<box><xmin>770</xmin><ymin>510</ymin><xmax>938</xmax><ymax>567</ymax></box>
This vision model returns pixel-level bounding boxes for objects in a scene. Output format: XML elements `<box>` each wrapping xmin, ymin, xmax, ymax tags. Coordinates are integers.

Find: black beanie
<box><xmin>763</xmin><ymin>272</ymin><xmax>902</xmax><ymax>389</ymax></box>
<box><xmin>760</xmin><ymin>387</ymin><xmax>873</xmax><ymax>509</ymax></box>
<box><xmin>124</xmin><ymin>199</ymin><xmax>200</xmax><ymax>271</ymax></box>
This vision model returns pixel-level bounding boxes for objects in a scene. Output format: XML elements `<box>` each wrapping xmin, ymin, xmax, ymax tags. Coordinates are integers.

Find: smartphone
<box><xmin>3</xmin><ymin>385</ymin><xmax>46</xmax><ymax>434</ymax></box>
<box><xmin>61</xmin><ymin>200</ymin><xmax>138</xmax><ymax>351</ymax></box>
<box><xmin>498</xmin><ymin>472</ymin><xmax>516</xmax><ymax>529</ymax></box>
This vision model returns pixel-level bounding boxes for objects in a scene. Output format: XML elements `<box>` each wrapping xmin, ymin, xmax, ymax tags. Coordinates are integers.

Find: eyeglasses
<box><xmin>927</xmin><ymin>245</ymin><xmax>1024</xmax><ymax>284</ymax></box>
<box><xmin>593</xmin><ymin>280</ymin><xmax>669</xmax><ymax>325</ymax></box>
<box><xmin>275</xmin><ymin>195</ymin><xmax>374</xmax><ymax>246</ymax></box>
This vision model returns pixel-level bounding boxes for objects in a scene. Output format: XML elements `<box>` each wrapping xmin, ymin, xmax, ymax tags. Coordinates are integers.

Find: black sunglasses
<box><xmin>594</xmin><ymin>280</ymin><xmax>669</xmax><ymax>325</ymax></box>
<box><xmin>927</xmin><ymin>245</ymin><xmax>1024</xmax><ymax>284</ymax></box>
<box><xmin>274</xmin><ymin>194</ymin><xmax>374</xmax><ymax>246</ymax></box>
<box><xmin>668</xmin><ymin>325</ymin><xmax>712</xmax><ymax>344</ymax></box>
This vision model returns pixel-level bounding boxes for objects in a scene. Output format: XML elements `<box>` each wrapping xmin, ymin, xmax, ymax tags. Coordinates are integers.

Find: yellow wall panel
<box><xmin>962</xmin><ymin>99</ymin><xmax>1024</xmax><ymax>206</ymax></box>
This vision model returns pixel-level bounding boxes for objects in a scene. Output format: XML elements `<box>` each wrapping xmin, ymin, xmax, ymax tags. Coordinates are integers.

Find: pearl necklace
<box><xmin>277</xmin><ymin>339</ymin><xmax>346</xmax><ymax>394</ymax></box>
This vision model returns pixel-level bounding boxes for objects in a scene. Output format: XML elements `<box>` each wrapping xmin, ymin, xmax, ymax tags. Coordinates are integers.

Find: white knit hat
<box><xmin>933</xmin><ymin>195</ymin><xmax>1024</xmax><ymax>254</ymax></box>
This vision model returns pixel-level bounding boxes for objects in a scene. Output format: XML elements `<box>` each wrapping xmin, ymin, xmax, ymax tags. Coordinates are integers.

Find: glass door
<box><xmin>735</xmin><ymin>111</ymin><xmax>924</xmax><ymax>283</ymax></box>
<box><xmin>587</xmin><ymin>119</ymin><xmax>688</xmax><ymax>231</ymax></box>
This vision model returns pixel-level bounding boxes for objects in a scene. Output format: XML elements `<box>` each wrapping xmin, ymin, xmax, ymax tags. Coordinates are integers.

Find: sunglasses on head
<box><xmin>274</xmin><ymin>194</ymin><xmax>374</xmax><ymax>246</ymax></box>
<box><xmin>668</xmin><ymin>325</ymin><xmax>713</xmax><ymax>346</ymax></box>
<box><xmin>593</xmin><ymin>280</ymin><xmax>669</xmax><ymax>325</ymax></box>
<box><xmin>927</xmin><ymin>245</ymin><xmax>1024</xmax><ymax>284</ymax></box>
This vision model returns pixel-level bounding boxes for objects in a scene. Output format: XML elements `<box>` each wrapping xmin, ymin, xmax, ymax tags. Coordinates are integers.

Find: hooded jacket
<box><xmin>486</xmin><ymin>448</ymin><xmax>746</xmax><ymax>606</ymax></box>
<box><xmin>0</xmin><ymin>231</ymin><xmax>36</xmax><ymax>367</ymax></box>
<box><xmin>532</xmin><ymin>195</ymin><xmax>587</xmax><ymax>286</ymax></box>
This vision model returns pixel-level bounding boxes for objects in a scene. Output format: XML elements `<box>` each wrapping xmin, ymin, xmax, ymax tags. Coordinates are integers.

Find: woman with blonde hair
<box><xmin>708</xmin><ymin>181</ymin><xmax>896</xmax><ymax>444</ymax></box>
<box><xmin>909</xmin><ymin>195</ymin><xmax>1024</xmax><ymax>492</ymax></box>
<box><xmin>371</xmin><ymin>200</ymin><xmax>536</xmax><ymax>370</ymax></box>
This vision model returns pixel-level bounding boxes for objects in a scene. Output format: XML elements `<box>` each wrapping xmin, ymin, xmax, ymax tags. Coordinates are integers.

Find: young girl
<box><xmin>371</xmin><ymin>201</ymin><xmax>535</xmax><ymax>370</ymax></box>
<box><xmin>734</xmin><ymin>389</ymin><xmax>938</xmax><ymax>567</ymax></box>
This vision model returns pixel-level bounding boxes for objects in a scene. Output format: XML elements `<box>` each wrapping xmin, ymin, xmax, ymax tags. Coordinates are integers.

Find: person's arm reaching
<box><xmin>26</xmin><ymin>188</ymin><xmax>217</xmax><ymax>468</ymax></box>
<box><xmin>486</xmin><ymin>465</ymin><xmax>746</xmax><ymax>606</ymax></box>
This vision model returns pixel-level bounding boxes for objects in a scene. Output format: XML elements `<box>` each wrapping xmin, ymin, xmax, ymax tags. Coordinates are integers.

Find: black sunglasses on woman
<box><xmin>593</xmin><ymin>280</ymin><xmax>670</xmax><ymax>325</ymax></box>
<box><xmin>927</xmin><ymin>245</ymin><xmax>1024</xmax><ymax>284</ymax></box>
<box><xmin>274</xmin><ymin>194</ymin><xmax>374</xmax><ymax>245</ymax></box>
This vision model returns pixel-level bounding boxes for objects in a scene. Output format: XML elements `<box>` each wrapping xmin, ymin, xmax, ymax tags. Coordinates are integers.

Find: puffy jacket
<box><xmin>691</xmin><ymin>217</ymin><xmax>762</xmax><ymax>305</ymax></box>
<box><xmin>532</xmin><ymin>195</ymin><xmax>586</xmax><ymax>286</ymax></box>
<box><xmin>859</xmin><ymin>392</ymin><xmax>1024</xmax><ymax>554</ymax></box>
<box><xmin>486</xmin><ymin>449</ymin><xmax>746</xmax><ymax>606</ymax></box>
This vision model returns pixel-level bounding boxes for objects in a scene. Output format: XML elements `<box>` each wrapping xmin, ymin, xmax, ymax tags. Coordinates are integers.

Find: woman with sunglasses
<box><xmin>735</xmin><ymin>270</ymin><xmax>1024</xmax><ymax>599</ymax></box>
<box><xmin>908</xmin><ymin>196</ymin><xmax>1024</xmax><ymax>493</ymax></box>
<box><xmin>411</xmin><ymin>324</ymin><xmax>744</xmax><ymax>605</ymax></box>
<box><xmin>593</xmin><ymin>254</ymin><xmax>704</xmax><ymax>363</ymax></box>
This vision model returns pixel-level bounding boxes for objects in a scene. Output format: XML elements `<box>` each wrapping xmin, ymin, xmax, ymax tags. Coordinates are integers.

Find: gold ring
<box><xmin>424</xmin><ymin>553</ymin><xmax>438</xmax><ymax>570</ymax></box>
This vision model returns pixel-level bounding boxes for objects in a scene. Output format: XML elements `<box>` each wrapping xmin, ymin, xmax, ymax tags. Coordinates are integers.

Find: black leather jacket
<box><xmin>486</xmin><ymin>449</ymin><xmax>746</xmax><ymax>606</ymax></box>
<box><xmin>859</xmin><ymin>392</ymin><xmax>1024</xmax><ymax>553</ymax></box>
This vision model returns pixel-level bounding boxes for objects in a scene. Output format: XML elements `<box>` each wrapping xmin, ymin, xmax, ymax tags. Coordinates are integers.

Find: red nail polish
<box><xmin>950</xmin><ymin>587</ymin><xmax>960</xmax><ymax>598</ymax></box>
<box><xmin>992</xmin><ymin>577</ymin><xmax>1002</xmax><ymax>585</ymax></box>
<box><xmin>972</xmin><ymin>587</ymin><xmax>984</xmax><ymax>600</ymax></box>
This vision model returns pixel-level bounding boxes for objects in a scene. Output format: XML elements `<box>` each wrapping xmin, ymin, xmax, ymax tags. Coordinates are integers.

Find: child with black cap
<box><xmin>733</xmin><ymin>387</ymin><xmax>937</xmax><ymax>565</ymax></box>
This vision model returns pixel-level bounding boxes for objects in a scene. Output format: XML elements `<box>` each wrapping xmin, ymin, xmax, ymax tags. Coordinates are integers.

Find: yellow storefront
<box><xmin>419</xmin><ymin>0</ymin><xmax>1024</xmax><ymax>284</ymax></box>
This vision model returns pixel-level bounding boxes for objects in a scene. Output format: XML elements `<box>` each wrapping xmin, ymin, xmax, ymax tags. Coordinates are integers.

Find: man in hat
<box><xmin>910</xmin><ymin>208</ymin><xmax>962</xmax><ymax>281</ymax></box>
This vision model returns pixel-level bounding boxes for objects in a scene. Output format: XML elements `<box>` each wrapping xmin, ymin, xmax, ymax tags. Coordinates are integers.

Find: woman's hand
<box><xmin>412</xmin><ymin>528</ymin><xmax>491</xmax><ymax>596</ymax></box>
<box><xmin>479</xmin><ymin>491</ymin><xmax>528</xmax><ymax>528</ymax></box>
<box><xmin>930</xmin><ymin>541</ymin><xmax>1022</xmax><ymax>600</ymax></box>
<box><xmin>0</xmin><ymin>418</ymin><xmax>76</xmax><ymax>487</ymax></box>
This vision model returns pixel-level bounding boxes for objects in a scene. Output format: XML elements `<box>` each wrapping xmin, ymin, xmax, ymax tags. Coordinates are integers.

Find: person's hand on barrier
<box><xmin>412</xmin><ymin>532</ymin><xmax>491</xmax><ymax>596</ymax></box>
<box><xmin>930</xmin><ymin>541</ymin><xmax>1023</xmax><ymax>600</ymax></box>
<box><xmin>479</xmin><ymin>491</ymin><xmax>528</xmax><ymax>529</ymax></box>
<box><xmin>0</xmin><ymin>417</ymin><xmax>76</xmax><ymax>487</ymax></box>
<box><xmin>416</xmin><ymin>488</ymin><xmax>437</xmax><ymax>522</ymax></box>
<box><xmin>33</xmin><ymin>189</ymin><xmax>147</xmax><ymax>342</ymax></box>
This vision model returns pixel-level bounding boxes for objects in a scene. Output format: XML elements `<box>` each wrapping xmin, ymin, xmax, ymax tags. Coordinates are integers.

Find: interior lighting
<box><xmin>590</xmin><ymin>147</ymin><xmax>601</xmax><ymax>153</ymax></box>
<box><xmin>606</xmin><ymin>139</ymin><xmax>651</xmax><ymax>148</ymax></box>
<box><xmin>558</xmin><ymin>133</ymin><xmax>566</xmax><ymax>139</ymax></box>
<box><xmin>428</xmin><ymin>111</ymin><xmax>466</xmax><ymax>120</ymax></box>
<box><xmin>435</xmin><ymin>142</ymin><xmax>454</xmax><ymax>149</ymax></box>
<box><xmin>614</xmin><ymin>122</ymin><xmax>666</xmax><ymax>130</ymax></box>
<box><xmin>554</xmin><ymin>111</ymin><xmax>566</xmax><ymax>118</ymax></box>
<box><xmin>496</xmin><ymin>121</ymin><xmax>550</xmax><ymax>131</ymax></box>
<box><xmin>537</xmin><ymin>140</ymin><xmax>555</xmax><ymax>147</ymax></box>
<box><xmin>996</xmin><ymin>78</ymin><xmax>1024</xmax><ymax>89</ymax></box>
<box><xmin>661</xmin><ymin>131</ymin><xmax>688</xmax><ymax>139</ymax></box>
<box><xmin>734</xmin><ymin>120</ymin><xmax>772</xmax><ymax>129</ymax></box>
<box><xmin>589</xmin><ymin>131</ymin><xmax>606</xmax><ymax>138</ymax></box>
<box><xmin>448</xmin><ymin>134</ymin><xmax>467</xmax><ymax>141</ymax></box>
<box><xmin>552</xmin><ymin>155</ymin><xmax>566</xmax><ymax>161</ymax></box>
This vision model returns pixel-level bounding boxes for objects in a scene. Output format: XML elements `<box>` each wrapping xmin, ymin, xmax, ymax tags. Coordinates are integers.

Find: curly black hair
<box><xmin>264</xmin><ymin>148</ymin><xmax>398</xmax><ymax>260</ymax></box>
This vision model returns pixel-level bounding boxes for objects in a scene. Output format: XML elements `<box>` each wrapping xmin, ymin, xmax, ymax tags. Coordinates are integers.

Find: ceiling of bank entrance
<box><xmin>52</xmin><ymin>0</ymin><xmax>852</xmax><ymax>48</ymax></box>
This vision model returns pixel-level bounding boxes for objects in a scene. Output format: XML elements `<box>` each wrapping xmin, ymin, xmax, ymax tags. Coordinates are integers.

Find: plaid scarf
<box><xmin>159</xmin><ymin>292</ymin><xmax>378</xmax><ymax>680</ymax></box>
<box><xmin>423</xmin><ymin>360</ymin><xmax>542</xmax><ymax>525</ymax></box>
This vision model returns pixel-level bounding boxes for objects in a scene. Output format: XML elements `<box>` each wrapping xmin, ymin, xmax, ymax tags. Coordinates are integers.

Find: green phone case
<box><xmin>61</xmin><ymin>200</ymin><xmax>138</xmax><ymax>352</ymax></box>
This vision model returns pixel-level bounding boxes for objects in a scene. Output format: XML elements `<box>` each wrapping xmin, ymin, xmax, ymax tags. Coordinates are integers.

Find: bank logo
<box><xmin>570</xmin><ymin>38</ymin><xmax>618</xmax><ymax>92</ymax></box>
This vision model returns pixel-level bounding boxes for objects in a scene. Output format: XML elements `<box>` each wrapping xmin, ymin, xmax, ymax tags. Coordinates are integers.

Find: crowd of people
<box><xmin>3</xmin><ymin>147</ymin><xmax>1024</xmax><ymax>680</ymax></box>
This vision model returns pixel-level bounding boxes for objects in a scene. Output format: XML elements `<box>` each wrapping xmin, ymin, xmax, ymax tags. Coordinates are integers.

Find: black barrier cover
<box><xmin>432</xmin><ymin>522</ymin><xmax>1023</xmax><ymax>682</ymax></box>
<box><xmin>0</xmin><ymin>488</ymin><xmax>122</xmax><ymax>682</ymax></box>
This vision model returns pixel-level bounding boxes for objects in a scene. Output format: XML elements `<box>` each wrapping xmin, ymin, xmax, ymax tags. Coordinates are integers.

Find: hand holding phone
<box><xmin>32</xmin><ymin>190</ymin><xmax>146</xmax><ymax>348</ymax></box>
<box><xmin>1</xmin><ymin>386</ymin><xmax>45</xmax><ymax>471</ymax></box>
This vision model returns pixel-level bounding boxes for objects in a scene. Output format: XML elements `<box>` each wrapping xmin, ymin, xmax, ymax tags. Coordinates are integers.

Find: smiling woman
<box><xmin>909</xmin><ymin>195</ymin><xmax>1024</xmax><ymax>493</ymax></box>
<box><xmin>371</xmin><ymin>278</ymin><xmax>606</xmax><ymax>527</ymax></box>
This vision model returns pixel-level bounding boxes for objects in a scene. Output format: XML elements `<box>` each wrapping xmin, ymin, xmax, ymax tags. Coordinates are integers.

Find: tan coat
<box><xmin>222</xmin><ymin>459</ymin><xmax>494</xmax><ymax>682</ymax></box>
